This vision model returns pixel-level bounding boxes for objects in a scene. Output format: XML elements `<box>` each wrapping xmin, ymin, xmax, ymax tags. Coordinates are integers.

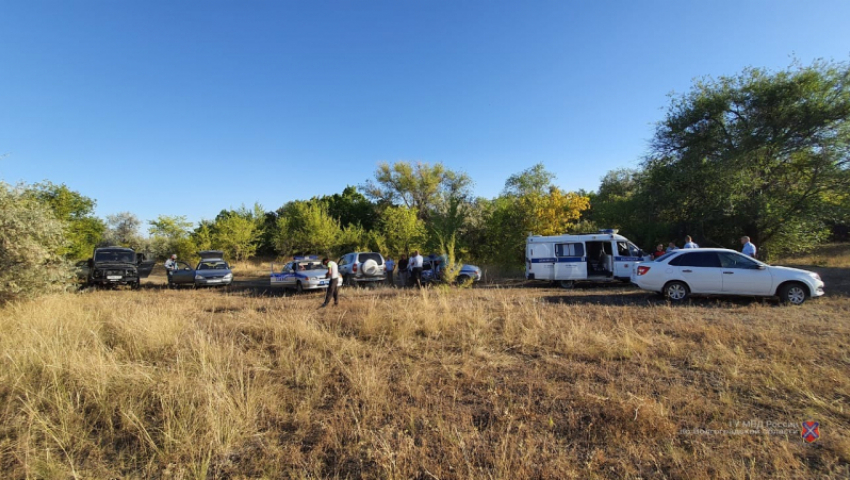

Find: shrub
<box><xmin>0</xmin><ymin>183</ymin><xmax>73</xmax><ymax>303</ymax></box>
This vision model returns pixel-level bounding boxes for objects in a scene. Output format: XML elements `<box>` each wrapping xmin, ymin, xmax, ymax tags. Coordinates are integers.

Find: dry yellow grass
<box><xmin>2</xmin><ymin>253</ymin><xmax>849</xmax><ymax>479</ymax></box>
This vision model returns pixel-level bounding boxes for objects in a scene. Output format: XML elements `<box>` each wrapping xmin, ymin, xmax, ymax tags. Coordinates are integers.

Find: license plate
<box><xmin>319</xmin><ymin>280</ymin><xmax>329</xmax><ymax>286</ymax></box>
<box><xmin>206</xmin><ymin>279</ymin><xmax>221</xmax><ymax>283</ymax></box>
<box><xmin>106</xmin><ymin>275</ymin><xmax>122</xmax><ymax>280</ymax></box>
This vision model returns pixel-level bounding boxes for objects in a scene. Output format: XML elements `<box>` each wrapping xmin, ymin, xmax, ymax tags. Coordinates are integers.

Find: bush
<box><xmin>0</xmin><ymin>183</ymin><xmax>73</xmax><ymax>303</ymax></box>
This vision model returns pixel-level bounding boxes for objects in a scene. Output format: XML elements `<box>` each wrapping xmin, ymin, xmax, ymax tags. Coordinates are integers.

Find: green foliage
<box><xmin>214</xmin><ymin>214</ymin><xmax>259</xmax><ymax>261</ymax></box>
<box><xmin>0</xmin><ymin>183</ymin><xmax>72</xmax><ymax>303</ymax></box>
<box><xmin>643</xmin><ymin>60</ymin><xmax>850</xmax><ymax>257</ymax></box>
<box><xmin>503</xmin><ymin>163</ymin><xmax>555</xmax><ymax>197</ymax></box>
<box><xmin>23</xmin><ymin>182</ymin><xmax>105</xmax><ymax>259</ymax></box>
<box><xmin>380</xmin><ymin>205</ymin><xmax>427</xmax><ymax>258</ymax></box>
<box><xmin>361</xmin><ymin>161</ymin><xmax>472</xmax><ymax>221</ymax></box>
<box><xmin>478</xmin><ymin>165</ymin><xmax>591</xmax><ymax>265</ymax></box>
<box><xmin>437</xmin><ymin>234</ymin><xmax>463</xmax><ymax>285</ymax></box>
<box><xmin>274</xmin><ymin>201</ymin><xmax>341</xmax><ymax>257</ymax></box>
<box><xmin>320</xmin><ymin>186</ymin><xmax>379</xmax><ymax>230</ymax></box>
<box><xmin>148</xmin><ymin>215</ymin><xmax>195</xmax><ymax>261</ymax></box>
<box><xmin>103</xmin><ymin>212</ymin><xmax>145</xmax><ymax>250</ymax></box>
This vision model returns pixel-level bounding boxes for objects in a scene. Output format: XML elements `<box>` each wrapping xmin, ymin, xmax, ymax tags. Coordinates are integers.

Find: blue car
<box><xmin>419</xmin><ymin>254</ymin><xmax>482</xmax><ymax>284</ymax></box>
<box><xmin>167</xmin><ymin>250</ymin><xmax>233</xmax><ymax>288</ymax></box>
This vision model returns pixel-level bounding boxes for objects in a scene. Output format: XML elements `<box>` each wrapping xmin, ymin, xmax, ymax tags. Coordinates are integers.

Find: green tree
<box><xmin>24</xmin><ymin>182</ymin><xmax>105</xmax><ymax>258</ymax></box>
<box><xmin>148</xmin><ymin>215</ymin><xmax>195</xmax><ymax>260</ymax></box>
<box><xmin>646</xmin><ymin>60</ymin><xmax>850</xmax><ymax>257</ymax></box>
<box><xmin>320</xmin><ymin>186</ymin><xmax>379</xmax><ymax>229</ymax></box>
<box><xmin>103</xmin><ymin>212</ymin><xmax>144</xmax><ymax>250</ymax></box>
<box><xmin>380</xmin><ymin>205</ymin><xmax>427</xmax><ymax>257</ymax></box>
<box><xmin>0</xmin><ymin>183</ymin><xmax>72</xmax><ymax>303</ymax></box>
<box><xmin>503</xmin><ymin>163</ymin><xmax>556</xmax><ymax>197</ymax></box>
<box><xmin>361</xmin><ymin>161</ymin><xmax>472</xmax><ymax>221</ymax></box>
<box><xmin>213</xmin><ymin>214</ymin><xmax>259</xmax><ymax>261</ymax></box>
<box><xmin>480</xmin><ymin>165</ymin><xmax>591</xmax><ymax>264</ymax></box>
<box><xmin>273</xmin><ymin>201</ymin><xmax>341</xmax><ymax>256</ymax></box>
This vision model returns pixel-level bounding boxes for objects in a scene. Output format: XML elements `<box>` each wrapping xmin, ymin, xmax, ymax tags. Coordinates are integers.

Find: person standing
<box><xmin>666</xmin><ymin>241</ymin><xmax>678</xmax><ymax>253</ymax></box>
<box><xmin>165</xmin><ymin>254</ymin><xmax>178</xmax><ymax>271</ymax></box>
<box><xmin>398</xmin><ymin>254</ymin><xmax>409</xmax><ymax>287</ymax></box>
<box><xmin>385</xmin><ymin>257</ymin><xmax>395</xmax><ymax>286</ymax></box>
<box><xmin>741</xmin><ymin>236</ymin><xmax>757</xmax><ymax>258</ymax></box>
<box><xmin>320</xmin><ymin>257</ymin><xmax>340</xmax><ymax>308</ymax></box>
<box><xmin>683</xmin><ymin>236</ymin><xmax>699</xmax><ymax>249</ymax></box>
<box><xmin>164</xmin><ymin>254</ymin><xmax>178</xmax><ymax>283</ymax></box>
<box><xmin>652</xmin><ymin>244</ymin><xmax>666</xmax><ymax>259</ymax></box>
<box><xmin>410</xmin><ymin>250</ymin><xmax>424</xmax><ymax>289</ymax></box>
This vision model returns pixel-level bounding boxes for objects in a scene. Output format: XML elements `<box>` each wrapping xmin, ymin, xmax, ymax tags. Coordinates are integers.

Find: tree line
<box><xmin>2</xmin><ymin>59</ymin><xmax>849</xmax><ymax>303</ymax></box>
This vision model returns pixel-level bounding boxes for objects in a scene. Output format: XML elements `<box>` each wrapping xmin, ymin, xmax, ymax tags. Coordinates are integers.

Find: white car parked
<box><xmin>631</xmin><ymin>248</ymin><xmax>825</xmax><ymax>305</ymax></box>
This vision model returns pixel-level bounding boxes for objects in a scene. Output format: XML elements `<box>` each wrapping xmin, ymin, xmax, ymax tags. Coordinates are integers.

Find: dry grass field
<box><xmin>1</xmin><ymin>248</ymin><xmax>849</xmax><ymax>479</ymax></box>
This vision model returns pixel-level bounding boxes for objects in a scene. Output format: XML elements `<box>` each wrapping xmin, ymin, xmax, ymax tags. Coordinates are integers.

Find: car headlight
<box><xmin>809</xmin><ymin>272</ymin><xmax>821</xmax><ymax>281</ymax></box>
<box><xmin>195</xmin><ymin>275</ymin><xmax>203</xmax><ymax>281</ymax></box>
<box><xmin>224</xmin><ymin>273</ymin><xmax>233</xmax><ymax>280</ymax></box>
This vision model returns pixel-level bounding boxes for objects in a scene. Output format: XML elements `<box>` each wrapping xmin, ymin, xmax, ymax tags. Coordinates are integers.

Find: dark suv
<box><xmin>78</xmin><ymin>247</ymin><xmax>155</xmax><ymax>289</ymax></box>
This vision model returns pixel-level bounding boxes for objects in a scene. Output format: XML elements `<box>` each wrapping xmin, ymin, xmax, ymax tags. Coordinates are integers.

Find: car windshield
<box><xmin>197</xmin><ymin>261</ymin><xmax>228</xmax><ymax>270</ymax></box>
<box><xmin>94</xmin><ymin>249</ymin><xmax>134</xmax><ymax>263</ymax></box>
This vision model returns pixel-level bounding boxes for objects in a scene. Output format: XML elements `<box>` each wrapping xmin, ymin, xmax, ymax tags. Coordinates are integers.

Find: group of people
<box><xmin>650</xmin><ymin>236</ymin><xmax>758</xmax><ymax>259</ymax></box>
<box><xmin>384</xmin><ymin>251</ymin><xmax>427</xmax><ymax>289</ymax></box>
<box><xmin>319</xmin><ymin>250</ymin><xmax>428</xmax><ymax>308</ymax></box>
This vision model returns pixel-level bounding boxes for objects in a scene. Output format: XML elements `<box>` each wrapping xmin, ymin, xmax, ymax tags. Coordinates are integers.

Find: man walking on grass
<box><xmin>320</xmin><ymin>257</ymin><xmax>339</xmax><ymax>308</ymax></box>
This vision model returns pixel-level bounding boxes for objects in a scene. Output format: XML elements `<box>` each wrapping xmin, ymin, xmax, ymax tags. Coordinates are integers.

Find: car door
<box><xmin>614</xmin><ymin>241</ymin><xmax>642</xmax><ymax>279</ymax></box>
<box><xmin>718</xmin><ymin>252</ymin><xmax>773</xmax><ymax>295</ymax></box>
<box><xmin>137</xmin><ymin>260</ymin><xmax>155</xmax><ymax>278</ymax></box>
<box><xmin>554</xmin><ymin>242</ymin><xmax>585</xmax><ymax>280</ymax></box>
<box><xmin>169</xmin><ymin>261</ymin><xmax>195</xmax><ymax>285</ymax></box>
<box><xmin>275</xmin><ymin>262</ymin><xmax>293</xmax><ymax>289</ymax></box>
<box><xmin>75</xmin><ymin>260</ymin><xmax>91</xmax><ymax>281</ymax></box>
<box><xmin>668</xmin><ymin>251</ymin><xmax>723</xmax><ymax>294</ymax></box>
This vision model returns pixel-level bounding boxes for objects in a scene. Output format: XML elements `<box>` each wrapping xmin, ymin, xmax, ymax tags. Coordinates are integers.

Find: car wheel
<box><xmin>296</xmin><ymin>281</ymin><xmax>304</xmax><ymax>294</ymax></box>
<box><xmin>779</xmin><ymin>282</ymin><xmax>807</xmax><ymax>305</ymax></box>
<box><xmin>664</xmin><ymin>281</ymin><xmax>689</xmax><ymax>302</ymax></box>
<box><xmin>559</xmin><ymin>280</ymin><xmax>575</xmax><ymax>289</ymax></box>
<box><xmin>456</xmin><ymin>275</ymin><xmax>471</xmax><ymax>285</ymax></box>
<box><xmin>131</xmin><ymin>281</ymin><xmax>140</xmax><ymax>290</ymax></box>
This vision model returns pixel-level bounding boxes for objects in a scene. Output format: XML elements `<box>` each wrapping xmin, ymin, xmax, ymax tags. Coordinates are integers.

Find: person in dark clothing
<box><xmin>398</xmin><ymin>254</ymin><xmax>409</xmax><ymax>287</ymax></box>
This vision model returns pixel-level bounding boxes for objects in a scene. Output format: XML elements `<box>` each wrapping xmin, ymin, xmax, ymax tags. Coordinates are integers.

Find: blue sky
<box><xmin>1</xmin><ymin>1</ymin><xmax>848</xmax><ymax>228</ymax></box>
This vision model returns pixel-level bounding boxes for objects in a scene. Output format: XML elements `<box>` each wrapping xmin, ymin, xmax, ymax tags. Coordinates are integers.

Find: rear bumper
<box><xmin>90</xmin><ymin>277</ymin><xmax>138</xmax><ymax>285</ymax></box>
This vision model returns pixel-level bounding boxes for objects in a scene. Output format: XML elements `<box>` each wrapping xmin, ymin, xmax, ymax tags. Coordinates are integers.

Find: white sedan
<box><xmin>631</xmin><ymin>248</ymin><xmax>824</xmax><ymax>305</ymax></box>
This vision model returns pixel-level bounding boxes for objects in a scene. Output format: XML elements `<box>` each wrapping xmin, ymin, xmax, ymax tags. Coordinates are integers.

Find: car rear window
<box><xmin>357</xmin><ymin>253</ymin><xmax>383</xmax><ymax>265</ymax></box>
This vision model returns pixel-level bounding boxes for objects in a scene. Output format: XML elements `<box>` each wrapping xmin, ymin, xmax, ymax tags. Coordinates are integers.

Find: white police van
<box><xmin>526</xmin><ymin>229</ymin><xmax>649</xmax><ymax>288</ymax></box>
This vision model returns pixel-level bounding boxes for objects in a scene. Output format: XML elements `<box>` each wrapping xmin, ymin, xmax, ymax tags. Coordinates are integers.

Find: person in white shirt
<box><xmin>164</xmin><ymin>254</ymin><xmax>178</xmax><ymax>280</ymax></box>
<box><xmin>741</xmin><ymin>236</ymin><xmax>757</xmax><ymax>258</ymax></box>
<box><xmin>320</xmin><ymin>257</ymin><xmax>340</xmax><ymax>307</ymax></box>
<box><xmin>683</xmin><ymin>236</ymin><xmax>699</xmax><ymax>249</ymax></box>
<box><xmin>410</xmin><ymin>251</ymin><xmax>424</xmax><ymax>289</ymax></box>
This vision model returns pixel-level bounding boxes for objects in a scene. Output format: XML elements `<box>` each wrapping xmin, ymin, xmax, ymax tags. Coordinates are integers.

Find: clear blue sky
<box><xmin>2</xmin><ymin>1</ymin><xmax>848</xmax><ymax>228</ymax></box>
